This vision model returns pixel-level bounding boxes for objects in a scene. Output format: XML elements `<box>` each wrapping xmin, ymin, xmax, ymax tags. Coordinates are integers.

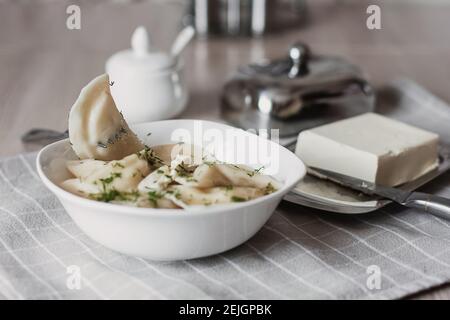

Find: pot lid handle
<box><xmin>288</xmin><ymin>42</ymin><xmax>310</xmax><ymax>78</ymax></box>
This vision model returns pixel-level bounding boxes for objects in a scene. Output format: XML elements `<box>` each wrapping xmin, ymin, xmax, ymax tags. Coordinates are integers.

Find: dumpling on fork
<box><xmin>68</xmin><ymin>74</ymin><xmax>144</xmax><ymax>161</ymax></box>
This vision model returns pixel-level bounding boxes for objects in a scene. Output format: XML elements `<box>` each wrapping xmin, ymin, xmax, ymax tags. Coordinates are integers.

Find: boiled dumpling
<box><xmin>68</xmin><ymin>74</ymin><xmax>144</xmax><ymax>160</ymax></box>
<box><xmin>151</xmin><ymin>143</ymin><xmax>207</xmax><ymax>167</ymax></box>
<box><xmin>66</xmin><ymin>159</ymin><xmax>106</xmax><ymax>180</ymax></box>
<box><xmin>167</xmin><ymin>185</ymin><xmax>265</xmax><ymax>206</ymax></box>
<box><xmin>215</xmin><ymin>164</ymin><xmax>281</xmax><ymax>190</ymax></box>
<box><xmin>61</xmin><ymin>178</ymin><xmax>101</xmax><ymax>197</ymax></box>
<box><xmin>111</xmin><ymin>194</ymin><xmax>155</xmax><ymax>208</ymax></box>
<box><xmin>111</xmin><ymin>193</ymin><xmax>179</xmax><ymax>209</ymax></box>
<box><xmin>148</xmin><ymin>144</ymin><xmax>176</xmax><ymax>165</ymax></box>
<box><xmin>85</xmin><ymin>153</ymin><xmax>149</xmax><ymax>192</ymax></box>
<box><xmin>191</xmin><ymin>164</ymin><xmax>231</xmax><ymax>188</ymax></box>
<box><xmin>174</xmin><ymin>163</ymin><xmax>230</xmax><ymax>188</ymax></box>
<box><xmin>137</xmin><ymin>165</ymin><xmax>172</xmax><ymax>192</ymax></box>
<box><xmin>153</xmin><ymin>198</ymin><xmax>179</xmax><ymax>209</ymax></box>
<box><xmin>64</xmin><ymin>153</ymin><xmax>149</xmax><ymax>194</ymax></box>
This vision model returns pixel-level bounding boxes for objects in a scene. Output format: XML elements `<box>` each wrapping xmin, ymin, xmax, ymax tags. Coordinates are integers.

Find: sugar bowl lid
<box><xmin>106</xmin><ymin>26</ymin><xmax>175</xmax><ymax>75</ymax></box>
<box><xmin>221</xmin><ymin>43</ymin><xmax>375</xmax><ymax>137</ymax></box>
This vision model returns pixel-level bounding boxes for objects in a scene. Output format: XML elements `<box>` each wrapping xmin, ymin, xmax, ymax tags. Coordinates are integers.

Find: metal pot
<box><xmin>187</xmin><ymin>0</ymin><xmax>307</xmax><ymax>37</ymax></box>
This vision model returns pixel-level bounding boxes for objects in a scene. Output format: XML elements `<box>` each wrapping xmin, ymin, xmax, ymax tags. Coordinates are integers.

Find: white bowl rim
<box><xmin>36</xmin><ymin>119</ymin><xmax>306</xmax><ymax>218</ymax></box>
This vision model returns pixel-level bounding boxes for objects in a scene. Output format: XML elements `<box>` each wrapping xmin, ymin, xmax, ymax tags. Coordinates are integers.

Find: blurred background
<box><xmin>1</xmin><ymin>0</ymin><xmax>450</xmax><ymax>156</ymax></box>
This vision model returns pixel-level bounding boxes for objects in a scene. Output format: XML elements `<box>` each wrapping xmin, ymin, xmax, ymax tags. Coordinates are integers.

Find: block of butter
<box><xmin>295</xmin><ymin>113</ymin><xmax>439</xmax><ymax>187</ymax></box>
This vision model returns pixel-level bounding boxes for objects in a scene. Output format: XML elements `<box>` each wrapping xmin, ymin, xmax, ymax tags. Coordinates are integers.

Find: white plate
<box><xmin>284</xmin><ymin>148</ymin><xmax>450</xmax><ymax>214</ymax></box>
<box><xmin>37</xmin><ymin>120</ymin><xmax>306</xmax><ymax>260</ymax></box>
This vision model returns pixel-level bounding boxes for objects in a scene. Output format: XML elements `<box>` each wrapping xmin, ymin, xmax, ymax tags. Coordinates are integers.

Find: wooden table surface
<box><xmin>1</xmin><ymin>0</ymin><xmax>449</xmax><ymax>299</ymax></box>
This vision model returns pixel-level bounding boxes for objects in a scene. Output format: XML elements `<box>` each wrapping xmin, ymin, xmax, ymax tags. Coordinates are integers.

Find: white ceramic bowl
<box><xmin>37</xmin><ymin>120</ymin><xmax>306</xmax><ymax>261</ymax></box>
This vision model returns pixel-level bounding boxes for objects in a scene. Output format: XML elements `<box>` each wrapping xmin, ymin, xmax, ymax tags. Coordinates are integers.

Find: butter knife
<box><xmin>310</xmin><ymin>167</ymin><xmax>450</xmax><ymax>220</ymax></box>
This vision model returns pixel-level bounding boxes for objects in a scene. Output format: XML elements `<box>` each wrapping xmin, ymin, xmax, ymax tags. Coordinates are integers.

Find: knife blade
<box><xmin>308</xmin><ymin>167</ymin><xmax>412</xmax><ymax>203</ymax></box>
<box><xmin>308</xmin><ymin>166</ymin><xmax>450</xmax><ymax>220</ymax></box>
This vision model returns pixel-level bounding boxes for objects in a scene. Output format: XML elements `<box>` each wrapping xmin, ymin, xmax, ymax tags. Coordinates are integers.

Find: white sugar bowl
<box><xmin>106</xmin><ymin>26</ymin><xmax>190</xmax><ymax>123</ymax></box>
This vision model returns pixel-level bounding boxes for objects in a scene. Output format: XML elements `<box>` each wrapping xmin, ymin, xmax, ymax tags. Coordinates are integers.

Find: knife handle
<box><xmin>403</xmin><ymin>192</ymin><xmax>450</xmax><ymax>220</ymax></box>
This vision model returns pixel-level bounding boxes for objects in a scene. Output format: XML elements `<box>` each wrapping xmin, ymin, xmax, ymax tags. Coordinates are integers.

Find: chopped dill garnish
<box><xmin>138</xmin><ymin>146</ymin><xmax>165</xmax><ymax>168</ymax></box>
<box><xmin>96</xmin><ymin>172</ymin><xmax>122</xmax><ymax>192</ymax></box>
<box><xmin>147</xmin><ymin>189</ymin><xmax>164</xmax><ymax>206</ymax></box>
<box><xmin>97</xmin><ymin>142</ymin><xmax>107</xmax><ymax>148</ymax></box>
<box><xmin>164</xmin><ymin>189</ymin><xmax>181</xmax><ymax>200</ymax></box>
<box><xmin>231</xmin><ymin>196</ymin><xmax>246</xmax><ymax>202</ymax></box>
<box><xmin>247</xmin><ymin>166</ymin><xmax>264</xmax><ymax>177</ymax></box>
<box><xmin>99</xmin><ymin>172</ymin><xmax>121</xmax><ymax>186</ymax></box>
<box><xmin>203</xmin><ymin>161</ymin><xmax>216</xmax><ymax>167</ymax></box>
<box><xmin>90</xmin><ymin>189</ymin><xmax>140</xmax><ymax>203</ymax></box>
<box><xmin>174</xmin><ymin>162</ymin><xmax>191</xmax><ymax>177</ymax></box>
<box><xmin>264</xmin><ymin>182</ymin><xmax>277</xmax><ymax>195</ymax></box>
<box><xmin>255</xmin><ymin>166</ymin><xmax>264</xmax><ymax>174</ymax></box>
<box><xmin>91</xmin><ymin>189</ymin><xmax>121</xmax><ymax>202</ymax></box>
<box><xmin>112</xmin><ymin>162</ymin><xmax>125</xmax><ymax>168</ymax></box>
<box><xmin>106</xmin><ymin>126</ymin><xmax>128</xmax><ymax>145</ymax></box>
<box><xmin>129</xmin><ymin>190</ymin><xmax>140</xmax><ymax>200</ymax></box>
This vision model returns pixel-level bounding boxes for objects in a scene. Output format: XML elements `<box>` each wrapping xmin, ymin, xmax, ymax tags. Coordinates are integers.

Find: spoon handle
<box><xmin>22</xmin><ymin>128</ymin><xmax>68</xmax><ymax>144</ymax></box>
<box><xmin>170</xmin><ymin>26</ymin><xmax>195</xmax><ymax>58</ymax></box>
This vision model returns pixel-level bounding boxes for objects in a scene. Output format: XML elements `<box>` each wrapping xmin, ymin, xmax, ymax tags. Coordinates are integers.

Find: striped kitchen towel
<box><xmin>0</xmin><ymin>79</ymin><xmax>450</xmax><ymax>299</ymax></box>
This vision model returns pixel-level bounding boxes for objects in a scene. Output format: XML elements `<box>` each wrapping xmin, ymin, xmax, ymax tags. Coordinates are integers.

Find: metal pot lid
<box><xmin>221</xmin><ymin>43</ymin><xmax>375</xmax><ymax>137</ymax></box>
